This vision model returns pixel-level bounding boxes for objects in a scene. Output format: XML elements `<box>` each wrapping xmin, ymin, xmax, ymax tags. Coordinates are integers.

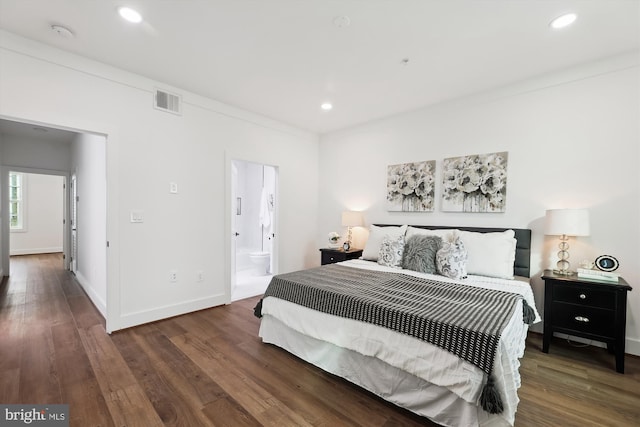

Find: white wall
<box><xmin>10</xmin><ymin>173</ymin><xmax>64</xmax><ymax>255</ymax></box>
<box><xmin>0</xmin><ymin>134</ymin><xmax>71</xmax><ymax>171</ymax></box>
<box><xmin>70</xmin><ymin>132</ymin><xmax>107</xmax><ymax>316</ymax></box>
<box><xmin>319</xmin><ymin>53</ymin><xmax>640</xmax><ymax>355</ymax></box>
<box><xmin>0</xmin><ymin>30</ymin><xmax>319</xmax><ymax>332</ymax></box>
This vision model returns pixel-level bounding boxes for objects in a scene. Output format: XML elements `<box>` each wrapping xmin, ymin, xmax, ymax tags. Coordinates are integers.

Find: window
<box><xmin>9</xmin><ymin>172</ymin><xmax>26</xmax><ymax>231</ymax></box>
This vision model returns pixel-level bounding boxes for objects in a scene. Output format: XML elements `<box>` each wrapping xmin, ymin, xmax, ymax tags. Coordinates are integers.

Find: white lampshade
<box><xmin>544</xmin><ymin>209</ymin><xmax>590</xmax><ymax>237</ymax></box>
<box><xmin>341</xmin><ymin>211</ymin><xmax>363</xmax><ymax>227</ymax></box>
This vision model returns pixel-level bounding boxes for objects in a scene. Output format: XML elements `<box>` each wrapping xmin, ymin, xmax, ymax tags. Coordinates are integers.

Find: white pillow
<box><xmin>406</xmin><ymin>226</ymin><xmax>457</xmax><ymax>240</ymax></box>
<box><xmin>457</xmin><ymin>229</ymin><xmax>516</xmax><ymax>279</ymax></box>
<box><xmin>362</xmin><ymin>225</ymin><xmax>408</xmax><ymax>261</ymax></box>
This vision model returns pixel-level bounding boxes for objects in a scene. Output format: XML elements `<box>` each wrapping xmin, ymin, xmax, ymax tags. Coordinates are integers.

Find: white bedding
<box><xmin>259</xmin><ymin>259</ymin><xmax>540</xmax><ymax>426</ymax></box>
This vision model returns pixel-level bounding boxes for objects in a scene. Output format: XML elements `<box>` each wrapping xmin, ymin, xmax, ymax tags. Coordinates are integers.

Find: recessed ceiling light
<box><xmin>50</xmin><ymin>24</ymin><xmax>74</xmax><ymax>38</ymax></box>
<box><xmin>550</xmin><ymin>13</ymin><xmax>577</xmax><ymax>29</ymax></box>
<box><xmin>118</xmin><ymin>6</ymin><xmax>143</xmax><ymax>23</ymax></box>
<box><xmin>321</xmin><ymin>103</ymin><xmax>333</xmax><ymax>111</ymax></box>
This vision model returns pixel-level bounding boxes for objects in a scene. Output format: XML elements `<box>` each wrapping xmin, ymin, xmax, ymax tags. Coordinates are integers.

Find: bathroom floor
<box><xmin>232</xmin><ymin>269</ymin><xmax>272</xmax><ymax>301</ymax></box>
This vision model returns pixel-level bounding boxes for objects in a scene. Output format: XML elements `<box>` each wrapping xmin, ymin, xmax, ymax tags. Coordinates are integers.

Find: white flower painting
<box><xmin>441</xmin><ymin>151</ymin><xmax>508</xmax><ymax>212</ymax></box>
<box><xmin>387</xmin><ymin>161</ymin><xmax>436</xmax><ymax>212</ymax></box>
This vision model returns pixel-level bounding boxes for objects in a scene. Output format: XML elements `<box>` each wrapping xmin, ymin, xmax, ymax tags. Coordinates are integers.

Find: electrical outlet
<box><xmin>196</xmin><ymin>271</ymin><xmax>204</xmax><ymax>282</ymax></box>
<box><xmin>169</xmin><ymin>182</ymin><xmax>178</xmax><ymax>194</ymax></box>
<box><xmin>169</xmin><ymin>270</ymin><xmax>178</xmax><ymax>282</ymax></box>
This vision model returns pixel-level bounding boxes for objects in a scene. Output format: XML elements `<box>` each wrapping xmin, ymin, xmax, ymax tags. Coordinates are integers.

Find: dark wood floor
<box><xmin>1</xmin><ymin>254</ymin><xmax>639</xmax><ymax>426</ymax></box>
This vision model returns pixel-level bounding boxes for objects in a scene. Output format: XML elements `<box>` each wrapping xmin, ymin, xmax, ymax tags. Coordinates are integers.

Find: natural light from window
<box><xmin>9</xmin><ymin>172</ymin><xmax>26</xmax><ymax>231</ymax></box>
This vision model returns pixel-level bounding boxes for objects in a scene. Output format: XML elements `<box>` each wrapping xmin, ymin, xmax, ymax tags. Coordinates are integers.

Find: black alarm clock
<box><xmin>595</xmin><ymin>255</ymin><xmax>619</xmax><ymax>272</ymax></box>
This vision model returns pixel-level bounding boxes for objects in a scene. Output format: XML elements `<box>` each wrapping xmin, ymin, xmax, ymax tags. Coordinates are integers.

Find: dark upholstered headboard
<box><xmin>373</xmin><ymin>224</ymin><xmax>532</xmax><ymax>278</ymax></box>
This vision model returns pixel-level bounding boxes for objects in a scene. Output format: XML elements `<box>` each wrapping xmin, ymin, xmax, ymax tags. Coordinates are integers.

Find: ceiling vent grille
<box><xmin>154</xmin><ymin>89</ymin><xmax>181</xmax><ymax>115</ymax></box>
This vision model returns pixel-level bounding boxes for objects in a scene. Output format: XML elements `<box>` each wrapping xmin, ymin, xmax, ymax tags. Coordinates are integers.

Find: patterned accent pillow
<box><xmin>378</xmin><ymin>235</ymin><xmax>405</xmax><ymax>268</ymax></box>
<box><xmin>436</xmin><ymin>233</ymin><xmax>468</xmax><ymax>280</ymax></box>
<box><xmin>402</xmin><ymin>235</ymin><xmax>442</xmax><ymax>274</ymax></box>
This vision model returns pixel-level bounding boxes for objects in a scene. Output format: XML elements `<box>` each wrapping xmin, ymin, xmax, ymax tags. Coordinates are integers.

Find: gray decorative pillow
<box><xmin>402</xmin><ymin>235</ymin><xmax>442</xmax><ymax>274</ymax></box>
<box><xmin>378</xmin><ymin>235</ymin><xmax>405</xmax><ymax>268</ymax></box>
<box><xmin>436</xmin><ymin>234</ymin><xmax>468</xmax><ymax>280</ymax></box>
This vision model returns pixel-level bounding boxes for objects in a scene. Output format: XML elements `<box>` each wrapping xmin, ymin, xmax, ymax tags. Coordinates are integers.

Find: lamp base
<box><xmin>554</xmin><ymin>235</ymin><xmax>573</xmax><ymax>276</ymax></box>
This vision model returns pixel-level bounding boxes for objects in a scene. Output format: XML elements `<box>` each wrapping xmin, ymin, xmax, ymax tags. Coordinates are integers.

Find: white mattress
<box><xmin>259</xmin><ymin>259</ymin><xmax>540</xmax><ymax>426</ymax></box>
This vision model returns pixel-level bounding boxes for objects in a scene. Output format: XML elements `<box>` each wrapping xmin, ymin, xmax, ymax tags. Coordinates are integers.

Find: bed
<box><xmin>255</xmin><ymin>225</ymin><xmax>540</xmax><ymax>427</ymax></box>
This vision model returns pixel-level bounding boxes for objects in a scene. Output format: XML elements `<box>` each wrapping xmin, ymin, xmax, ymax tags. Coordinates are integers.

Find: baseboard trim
<box><xmin>117</xmin><ymin>295</ymin><xmax>228</xmax><ymax>332</ymax></box>
<box><xmin>10</xmin><ymin>247</ymin><xmax>63</xmax><ymax>256</ymax></box>
<box><xmin>552</xmin><ymin>332</ymin><xmax>640</xmax><ymax>357</ymax></box>
<box><xmin>626</xmin><ymin>337</ymin><xmax>640</xmax><ymax>357</ymax></box>
<box><xmin>74</xmin><ymin>271</ymin><xmax>107</xmax><ymax>318</ymax></box>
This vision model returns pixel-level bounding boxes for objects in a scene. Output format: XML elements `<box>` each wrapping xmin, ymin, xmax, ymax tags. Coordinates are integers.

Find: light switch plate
<box><xmin>169</xmin><ymin>182</ymin><xmax>178</xmax><ymax>194</ymax></box>
<box><xmin>130</xmin><ymin>210</ymin><xmax>144</xmax><ymax>223</ymax></box>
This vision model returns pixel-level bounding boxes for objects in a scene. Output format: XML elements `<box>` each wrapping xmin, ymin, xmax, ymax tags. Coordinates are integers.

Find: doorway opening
<box><xmin>0</xmin><ymin>117</ymin><xmax>108</xmax><ymax>323</ymax></box>
<box><xmin>231</xmin><ymin>160</ymin><xmax>277</xmax><ymax>301</ymax></box>
<box><xmin>8</xmin><ymin>171</ymin><xmax>66</xmax><ymax>262</ymax></box>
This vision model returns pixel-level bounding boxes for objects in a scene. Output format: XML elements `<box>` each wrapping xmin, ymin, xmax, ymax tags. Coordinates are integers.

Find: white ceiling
<box><xmin>0</xmin><ymin>118</ymin><xmax>78</xmax><ymax>143</ymax></box>
<box><xmin>0</xmin><ymin>0</ymin><xmax>638</xmax><ymax>134</ymax></box>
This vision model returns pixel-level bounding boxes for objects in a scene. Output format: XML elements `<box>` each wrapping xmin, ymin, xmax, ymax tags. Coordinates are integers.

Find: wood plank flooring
<box><xmin>1</xmin><ymin>253</ymin><xmax>639</xmax><ymax>426</ymax></box>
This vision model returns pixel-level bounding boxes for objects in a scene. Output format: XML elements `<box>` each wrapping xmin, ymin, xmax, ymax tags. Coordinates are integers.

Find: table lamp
<box><xmin>341</xmin><ymin>211</ymin><xmax>363</xmax><ymax>250</ymax></box>
<box><xmin>544</xmin><ymin>208</ymin><xmax>590</xmax><ymax>275</ymax></box>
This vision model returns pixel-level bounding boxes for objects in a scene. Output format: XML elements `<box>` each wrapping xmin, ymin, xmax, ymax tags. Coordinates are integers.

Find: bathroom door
<box><xmin>263</xmin><ymin>165</ymin><xmax>277</xmax><ymax>274</ymax></box>
<box><xmin>230</xmin><ymin>162</ymin><xmax>238</xmax><ymax>293</ymax></box>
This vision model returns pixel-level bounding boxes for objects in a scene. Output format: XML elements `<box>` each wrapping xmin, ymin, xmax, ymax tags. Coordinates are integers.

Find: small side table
<box><xmin>541</xmin><ymin>269</ymin><xmax>632</xmax><ymax>373</ymax></box>
<box><xmin>319</xmin><ymin>248</ymin><xmax>363</xmax><ymax>265</ymax></box>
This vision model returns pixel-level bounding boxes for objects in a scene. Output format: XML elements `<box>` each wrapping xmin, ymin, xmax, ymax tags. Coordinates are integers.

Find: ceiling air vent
<box><xmin>154</xmin><ymin>89</ymin><xmax>182</xmax><ymax>115</ymax></box>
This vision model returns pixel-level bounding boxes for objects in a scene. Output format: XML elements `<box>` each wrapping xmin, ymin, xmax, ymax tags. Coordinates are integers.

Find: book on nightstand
<box><xmin>576</xmin><ymin>268</ymin><xmax>619</xmax><ymax>282</ymax></box>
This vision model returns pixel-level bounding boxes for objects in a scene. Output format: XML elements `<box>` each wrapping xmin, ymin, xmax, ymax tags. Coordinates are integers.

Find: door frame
<box><xmin>0</xmin><ymin>113</ymin><xmax>118</xmax><ymax>332</ymax></box>
<box><xmin>1</xmin><ymin>166</ymin><xmax>70</xmax><ymax>272</ymax></box>
<box><xmin>225</xmin><ymin>152</ymin><xmax>279</xmax><ymax>303</ymax></box>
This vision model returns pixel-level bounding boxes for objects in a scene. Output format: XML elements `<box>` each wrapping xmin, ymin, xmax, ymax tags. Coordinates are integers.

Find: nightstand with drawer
<box><xmin>319</xmin><ymin>248</ymin><xmax>363</xmax><ymax>265</ymax></box>
<box><xmin>541</xmin><ymin>269</ymin><xmax>632</xmax><ymax>373</ymax></box>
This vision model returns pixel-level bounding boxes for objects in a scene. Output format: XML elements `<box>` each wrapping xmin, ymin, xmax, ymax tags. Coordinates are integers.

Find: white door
<box><xmin>62</xmin><ymin>176</ymin><xmax>70</xmax><ymax>270</ymax></box>
<box><xmin>70</xmin><ymin>174</ymin><xmax>78</xmax><ymax>273</ymax></box>
<box><xmin>263</xmin><ymin>165</ymin><xmax>277</xmax><ymax>275</ymax></box>
<box><xmin>231</xmin><ymin>162</ymin><xmax>239</xmax><ymax>294</ymax></box>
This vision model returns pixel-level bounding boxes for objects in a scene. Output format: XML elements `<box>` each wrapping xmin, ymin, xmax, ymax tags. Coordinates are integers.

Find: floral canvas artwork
<box><xmin>387</xmin><ymin>161</ymin><xmax>436</xmax><ymax>212</ymax></box>
<box><xmin>441</xmin><ymin>151</ymin><xmax>508</xmax><ymax>212</ymax></box>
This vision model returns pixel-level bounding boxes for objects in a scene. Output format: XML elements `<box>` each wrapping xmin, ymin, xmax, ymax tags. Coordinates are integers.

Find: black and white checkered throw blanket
<box><xmin>257</xmin><ymin>264</ymin><xmax>535</xmax><ymax>414</ymax></box>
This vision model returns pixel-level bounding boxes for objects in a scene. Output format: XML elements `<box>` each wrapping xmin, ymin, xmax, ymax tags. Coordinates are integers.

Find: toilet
<box><xmin>249</xmin><ymin>251</ymin><xmax>270</xmax><ymax>276</ymax></box>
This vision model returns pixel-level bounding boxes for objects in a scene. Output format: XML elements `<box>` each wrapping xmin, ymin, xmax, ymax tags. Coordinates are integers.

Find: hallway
<box><xmin>0</xmin><ymin>253</ymin><xmax>114</xmax><ymax>422</ymax></box>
